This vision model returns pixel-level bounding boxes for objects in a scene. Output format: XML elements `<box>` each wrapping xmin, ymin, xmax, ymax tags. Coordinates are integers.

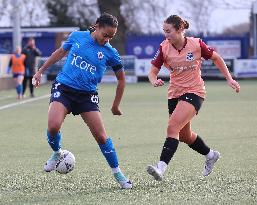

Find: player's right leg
<box><xmin>44</xmin><ymin>101</ymin><xmax>68</xmax><ymax>172</ymax></box>
<box><xmin>147</xmin><ymin>100</ymin><xmax>196</xmax><ymax>181</ymax></box>
<box><xmin>180</xmin><ymin>124</ymin><xmax>220</xmax><ymax>176</ymax></box>
<box><xmin>186</xmin><ymin>132</ymin><xmax>220</xmax><ymax>176</ymax></box>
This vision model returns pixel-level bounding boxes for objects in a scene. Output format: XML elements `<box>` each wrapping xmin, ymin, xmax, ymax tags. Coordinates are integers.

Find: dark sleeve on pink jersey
<box><xmin>151</xmin><ymin>45</ymin><xmax>164</xmax><ymax>69</ymax></box>
<box><xmin>199</xmin><ymin>39</ymin><xmax>214</xmax><ymax>60</ymax></box>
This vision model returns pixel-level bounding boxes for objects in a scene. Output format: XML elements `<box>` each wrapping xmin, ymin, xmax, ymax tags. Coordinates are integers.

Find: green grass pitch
<box><xmin>0</xmin><ymin>80</ymin><xmax>256</xmax><ymax>204</ymax></box>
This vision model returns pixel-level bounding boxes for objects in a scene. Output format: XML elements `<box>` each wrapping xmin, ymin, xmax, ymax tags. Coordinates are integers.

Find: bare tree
<box><xmin>20</xmin><ymin>0</ymin><xmax>50</xmax><ymax>26</ymax></box>
<box><xmin>177</xmin><ymin>0</ymin><xmax>216</xmax><ymax>35</ymax></box>
<box><xmin>0</xmin><ymin>0</ymin><xmax>254</xmax><ymax>39</ymax></box>
<box><xmin>67</xmin><ymin>0</ymin><xmax>99</xmax><ymax>29</ymax></box>
<box><xmin>0</xmin><ymin>0</ymin><xmax>49</xmax><ymax>27</ymax></box>
<box><xmin>121</xmin><ymin>0</ymin><xmax>255</xmax><ymax>35</ymax></box>
<box><xmin>46</xmin><ymin>0</ymin><xmax>74</xmax><ymax>26</ymax></box>
<box><xmin>0</xmin><ymin>0</ymin><xmax>12</xmax><ymax>26</ymax></box>
<box><xmin>217</xmin><ymin>0</ymin><xmax>255</xmax><ymax>10</ymax></box>
<box><xmin>47</xmin><ymin>0</ymin><xmax>99</xmax><ymax>29</ymax></box>
<box><xmin>121</xmin><ymin>0</ymin><xmax>172</xmax><ymax>34</ymax></box>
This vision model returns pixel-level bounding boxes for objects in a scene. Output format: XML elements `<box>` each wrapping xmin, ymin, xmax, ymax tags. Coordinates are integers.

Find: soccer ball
<box><xmin>55</xmin><ymin>150</ymin><xmax>76</xmax><ymax>174</ymax></box>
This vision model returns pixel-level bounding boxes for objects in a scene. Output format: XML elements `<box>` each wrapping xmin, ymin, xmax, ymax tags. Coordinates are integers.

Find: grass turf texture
<box><xmin>0</xmin><ymin>80</ymin><xmax>256</xmax><ymax>205</ymax></box>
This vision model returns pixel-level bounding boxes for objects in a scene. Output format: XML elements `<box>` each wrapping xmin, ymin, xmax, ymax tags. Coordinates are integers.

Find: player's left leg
<box><xmin>13</xmin><ymin>76</ymin><xmax>20</xmax><ymax>99</ymax></box>
<box><xmin>22</xmin><ymin>75</ymin><xmax>27</xmax><ymax>96</ymax></box>
<box><xmin>29</xmin><ymin>76</ymin><xmax>34</xmax><ymax>97</ymax></box>
<box><xmin>17</xmin><ymin>75</ymin><xmax>24</xmax><ymax>99</ymax></box>
<box><xmin>80</xmin><ymin>111</ymin><xmax>132</xmax><ymax>189</ymax></box>
<box><xmin>180</xmin><ymin>122</ymin><xmax>220</xmax><ymax>176</ymax></box>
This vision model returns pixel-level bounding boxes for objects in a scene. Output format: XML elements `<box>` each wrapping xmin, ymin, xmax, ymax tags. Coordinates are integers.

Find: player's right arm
<box><xmin>33</xmin><ymin>31</ymin><xmax>76</xmax><ymax>87</ymax></box>
<box><xmin>149</xmin><ymin>45</ymin><xmax>165</xmax><ymax>87</ymax></box>
<box><xmin>33</xmin><ymin>47</ymin><xmax>68</xmax><ymax>87</ymax></box>
<box><xmin>148</xmin><ymin>65</ymin><xmax>164</xmax><ymax>87</ymax></box>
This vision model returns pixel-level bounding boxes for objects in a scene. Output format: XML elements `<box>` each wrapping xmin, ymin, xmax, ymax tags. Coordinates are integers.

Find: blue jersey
<box><xmin>56</xmin><ymin>31</ymin><xmax>123</xmax><ymax>92</ymax></box>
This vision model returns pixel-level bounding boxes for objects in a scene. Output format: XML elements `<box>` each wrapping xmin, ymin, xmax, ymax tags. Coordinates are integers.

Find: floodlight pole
<box><xmin>253</xmin><ymin>1</ymin><xmax>257</xmax><ymax>57</ymax></box>
<box><xmin>12</xmin><ymin>0</ymin><xmax>21</xmax><ymax>51</ymax></box>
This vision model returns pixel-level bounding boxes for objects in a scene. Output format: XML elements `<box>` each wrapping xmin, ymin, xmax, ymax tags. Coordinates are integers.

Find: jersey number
<box><xmin>91</xmin><ymin>95</ymin><xmax>99</xmax><ymax>104</ymax></box>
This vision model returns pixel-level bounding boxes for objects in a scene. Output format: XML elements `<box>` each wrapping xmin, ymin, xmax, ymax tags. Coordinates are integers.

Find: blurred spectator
<box><xmin>22</xmin><ymin>38</ymin><xmax>41</xmax><ymax>97</ymax></box>
<box><xmin>8</xmin><ymin>46</ymin><xmax>26</xmax><ymax>99</ymax></box>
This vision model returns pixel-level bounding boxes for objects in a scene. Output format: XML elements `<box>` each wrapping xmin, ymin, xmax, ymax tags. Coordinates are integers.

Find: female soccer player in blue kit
<box><xmin>33</xmin><ymin>13</ymin><xmax>132</xmax><ymax>189</ymax></box>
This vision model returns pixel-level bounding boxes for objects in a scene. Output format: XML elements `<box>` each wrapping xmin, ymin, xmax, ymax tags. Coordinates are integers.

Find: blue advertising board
<box><xmin>0</xmin><ymin>31</ymin><xmax>55</xmax><ymax>56</ymax></box>
<box><xmin>125</xmin><ymin>35</ymin><xmax>165</xmax><ymax>59</ymax></box>
<box><xmin>125</xmin><ymin>34</ymin><xmax>249</xmax><ymax>59</ymax></box>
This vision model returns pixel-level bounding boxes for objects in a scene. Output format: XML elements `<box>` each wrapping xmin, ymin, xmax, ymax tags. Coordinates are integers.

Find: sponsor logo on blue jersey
<box><xmin>71</xmin><ymin>54</ymin><xmax>97</xmax><ymax>74</ymax></box>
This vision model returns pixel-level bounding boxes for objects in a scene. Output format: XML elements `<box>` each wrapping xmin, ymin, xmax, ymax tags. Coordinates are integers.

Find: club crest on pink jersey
<box><xmin>186</xmin><ymin>52</ymin><xmax>194</xmax><ymax>61</ymax></box>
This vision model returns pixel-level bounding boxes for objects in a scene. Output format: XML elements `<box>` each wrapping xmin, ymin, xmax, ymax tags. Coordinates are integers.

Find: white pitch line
<box><xmin>0</xmin><ymin>94</ymin><xmax>50</xmax><ymax>111</ymax></box>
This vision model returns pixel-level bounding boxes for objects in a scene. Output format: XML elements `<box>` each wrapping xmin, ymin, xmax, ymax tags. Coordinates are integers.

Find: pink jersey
<box><xmin>151</xmin><ymin>37</ymin><xmax>214</xmax><ymax>99</ymax></box>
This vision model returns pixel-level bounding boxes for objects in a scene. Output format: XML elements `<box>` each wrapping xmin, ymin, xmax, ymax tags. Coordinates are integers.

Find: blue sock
<box><xmin>18</xmin><ymin>84</ymin><xmax>23</xmax><ymax>95</ymax></box>
<box><xmin>47</xmin><ymin>130</ymin><xmax>62</xmax><ymax>151</ymax></box>
<box><xmin>99</xmin><ymin>138</ymin><xmax>119</xmax><ymax>168</ymax></box>
<box><xmin>15</xmin><ymin>86</ymin><xmax>19</xmax><ymax>95</ymax></box>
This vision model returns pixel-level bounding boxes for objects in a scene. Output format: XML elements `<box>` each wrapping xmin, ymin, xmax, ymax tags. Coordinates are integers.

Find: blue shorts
<box><xmin>168</xmin><ymin>93</ymin><xmax>204</xmax><ymax>115</ymax></box>
<box><xmin>50</xmin><ymin>81</ymin><xmax>100</xmax><ymax>115</ymax></box>
<box><xmin>13</xmin><ymin>73</ymin><xmax>24</xmax><ymax>78</ymax></box>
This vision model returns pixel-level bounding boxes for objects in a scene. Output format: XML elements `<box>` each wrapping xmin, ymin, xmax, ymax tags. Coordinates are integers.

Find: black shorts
<box><xmin>13</xmin><ymin>73</ymin><xmax>24</xmax><ymax>78</ymax></box>
<box><xmin>168</xmin><ymin>93</ymin><xmax>204</xmax><ymax>115</ymax></box>
<box><xmin>50</xmin><ymin>81</ymin><xmax>99</xmax><ymax>115</ymax></box>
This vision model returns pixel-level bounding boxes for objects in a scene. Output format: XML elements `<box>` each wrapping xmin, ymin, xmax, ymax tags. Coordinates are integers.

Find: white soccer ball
<box><xmin>55</xmin><ymin>150</ymin><xmax>75</xmax><ymax>174</ymax></box>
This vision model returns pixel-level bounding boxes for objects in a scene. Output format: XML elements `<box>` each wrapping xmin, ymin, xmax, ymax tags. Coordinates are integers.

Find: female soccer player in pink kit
<box><xmin>147</xmin><ymin>15</ymin><xmax>240</xmax><ymax>181</ymax></box>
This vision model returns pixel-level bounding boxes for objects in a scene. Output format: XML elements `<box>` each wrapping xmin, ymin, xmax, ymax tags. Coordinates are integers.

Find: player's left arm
<box><xmin>200</xmin><ymin>39</ymin><xmax>240</xmax><ymax>93</ymax></box>
<box><xmin>210</xmin><ymin>51</ymin><xmax>240</xmax><ymax>93</ymax></box>
<box><xmin>108</xmin><ymin>48</ymin><xmax>126</xmax><ymax>115</ymax></box>
<box><xmin>112</xmin><ymin>69</ymin><xmax>125</xmax><ymax>115</ymax></box>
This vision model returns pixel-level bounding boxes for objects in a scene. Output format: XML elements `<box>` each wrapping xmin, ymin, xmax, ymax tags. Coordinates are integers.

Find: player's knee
<box><xmin>48</xmin><ymin>120</ymin><xmax>61</xmax><ymax>135</ymax></box>
<box><xmin>167</xmin><ymin>124</ymin><xmax>180</xmax><ymax>136</ymax></box>
<box><xmin>95</xmin><ymin>134</ymin><xmax>107</xmax><ymax>144</ymax></box>
<box><xmin>47</xmin><ymin>128</ymin><xmax>59</xmax><ymax>137</ymax></box>
<box><xmin>97</xmin><ymin>132</ymin><xmax>108</xmax><ymax>144</ymax></box>
<box><xmin>97</xmin><ymin>137</ymin><xmax>106</xmax><ymax>144</ymax></box>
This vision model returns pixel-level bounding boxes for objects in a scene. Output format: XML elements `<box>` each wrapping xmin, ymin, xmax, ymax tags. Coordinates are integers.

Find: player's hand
<box><xmin>111</xmin><ymin>106</ymin><xmax>123</xmax><ymax>115</ymax></box>
<box><xmin>152</xmin><ymin>79</ymin><xmax>165</xmax><ymax>87</ymax></box>
<box><xmin>32</xmin><ymin>72</ymin><xmax>42</xmax><ymax>87</ymax></box>
<box><xmin>227</xmin><ymin>78</ymin><xmax>240</xmax><ymax>93</ymax></box>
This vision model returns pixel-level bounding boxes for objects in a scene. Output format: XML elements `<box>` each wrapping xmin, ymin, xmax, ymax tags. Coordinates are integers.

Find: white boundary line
<box><xmin>0</xmin><ymin>94</ymin><xmax>50</xmax><ymax>111</ymax></box>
